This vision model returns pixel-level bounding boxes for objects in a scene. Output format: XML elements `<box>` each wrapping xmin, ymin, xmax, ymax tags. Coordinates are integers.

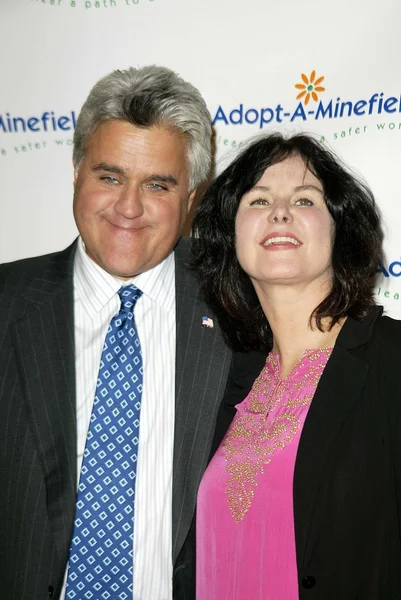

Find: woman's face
<box><xmin>235</xmin><ymin>154</ymin><xmax>335</xmax><ymax>291</ymax></box>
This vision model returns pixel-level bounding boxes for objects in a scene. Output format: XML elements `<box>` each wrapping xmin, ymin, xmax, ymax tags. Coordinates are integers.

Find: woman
<box><xmin>193</xmin><ymin>133</ymin><xmax>401</xmax><ymax>599</ymax></box>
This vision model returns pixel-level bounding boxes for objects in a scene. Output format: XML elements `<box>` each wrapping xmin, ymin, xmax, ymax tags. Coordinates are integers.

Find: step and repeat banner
<box><xmin>1</xmin><ymin>0</ymin><xmax>401</xmax><ymax>316</ymax></box>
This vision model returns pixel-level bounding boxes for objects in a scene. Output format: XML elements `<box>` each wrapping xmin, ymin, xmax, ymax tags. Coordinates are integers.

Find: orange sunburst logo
<box><xmin>295</xmin><ymin>71</ymin><xmax>325</xmax><ymax>105</ymax></box>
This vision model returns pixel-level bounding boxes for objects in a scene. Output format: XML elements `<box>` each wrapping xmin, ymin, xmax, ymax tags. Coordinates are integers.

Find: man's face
<box><xmin>73</xmin><ymin>119</ymin><xmax>195</xmax><ymax>278</ymax></box>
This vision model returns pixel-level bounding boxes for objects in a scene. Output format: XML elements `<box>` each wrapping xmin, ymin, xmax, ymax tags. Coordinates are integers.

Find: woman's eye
<box><xmin>295</xmin><ymin>197</ymin><xmax>313</xmax><ymax>206</ymax></box>
<box><xmin>249</xmin><ymin>198</ymin><xmax>269</xmax><ymax>206</ymax></box>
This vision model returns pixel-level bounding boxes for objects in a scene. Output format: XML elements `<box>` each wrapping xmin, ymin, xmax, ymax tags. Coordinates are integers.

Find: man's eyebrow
<box><xmin>147</xmin><ymin>175</ymin><xmax>178</xmax><ymax>186</ymax></box>
<box><xmin>92</xmin><ymin>163</ymin><xmax>127</xmax><ymax>176</ymax></box>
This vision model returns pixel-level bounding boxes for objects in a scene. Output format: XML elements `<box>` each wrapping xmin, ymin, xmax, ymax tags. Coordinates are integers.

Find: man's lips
<box><xmin>105</xmin><ymin>219</ymin><xmax>149</xmax><ymax>232</ymax></box>
<box><xmin>260</xmin><ymin>231</ymin><xmax>302</xmax><ymax>247</ymax></box>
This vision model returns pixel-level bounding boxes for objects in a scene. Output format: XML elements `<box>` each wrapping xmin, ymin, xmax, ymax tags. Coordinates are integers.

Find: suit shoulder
<box><xmin>0</xmin><ymin>244</ymin><xmax>76</xmax><ymax>291</ymax></box>
<box><xmin>174</xmin><ymin>236</ymin><xmax>193</xmax><ymax>256</ymax></box>
<box><xmin>0</xmin><ymin>252</ymin><xmax>55</xmax><ymax>276</ymax></box>
<box><xmin>174</xmin><ymin>237</ymin><xmax>196</xmax><ymax>272</ymax></box>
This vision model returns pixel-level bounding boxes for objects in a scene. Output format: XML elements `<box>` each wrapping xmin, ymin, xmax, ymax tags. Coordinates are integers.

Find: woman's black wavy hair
<box><xmin>192</xmin><ymin>133</ymin><xmax>383</xmax><ymax>351</ymax></box>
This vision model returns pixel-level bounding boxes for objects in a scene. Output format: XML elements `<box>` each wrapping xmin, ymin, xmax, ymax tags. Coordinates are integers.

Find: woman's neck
<box><xmin>254</xmin><ymin>281</ymin><xmax>345</xmax><ymax>378</ymax></box>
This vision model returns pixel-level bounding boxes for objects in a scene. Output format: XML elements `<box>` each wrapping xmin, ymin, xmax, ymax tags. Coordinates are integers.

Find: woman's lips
<box><xmin>260</xmin><ymin>231</ymin><xmax>302</xmax><ymax>248</ymax></box>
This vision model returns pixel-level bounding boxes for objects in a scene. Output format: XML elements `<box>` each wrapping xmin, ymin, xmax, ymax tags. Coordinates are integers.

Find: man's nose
<box><xmin>114</xmin><ymin>186</ymin><xmax>144</xmax><ymax>219</ymax></box>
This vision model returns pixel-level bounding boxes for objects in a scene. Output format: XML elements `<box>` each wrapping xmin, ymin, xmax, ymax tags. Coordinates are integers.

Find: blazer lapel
<box><xmin>293</xmin><ymin>308</ymin><xmax>382</xmax><ymax>570</ymax></box>
<box><xmin>172</xmin><ymin>240</ymin><xmax>231</xmax><ymax>563</ymax></box>
<box><xmin>11</xmin><ymin>244</ymin><xmax>77</xmax><ymax>562</ymax></box>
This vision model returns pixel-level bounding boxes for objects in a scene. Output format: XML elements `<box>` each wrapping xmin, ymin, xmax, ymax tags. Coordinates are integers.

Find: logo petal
<box><xmin>294</xmin><ymin>72</ymin><xmax>326</xmax><ymax>104</ymax></box>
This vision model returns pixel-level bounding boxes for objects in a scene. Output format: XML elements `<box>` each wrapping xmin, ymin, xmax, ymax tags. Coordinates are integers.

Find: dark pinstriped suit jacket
<box><xmin>0</xmin><ymin>237</ymin><xmax>232</xmax><ymax>600</ymax></box>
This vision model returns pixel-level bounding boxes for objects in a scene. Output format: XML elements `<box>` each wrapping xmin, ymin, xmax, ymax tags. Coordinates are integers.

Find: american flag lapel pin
<box><xmin>201</xmin><ymin>315</ymin><xmax>214</xmax><ymax>328</ymax></box>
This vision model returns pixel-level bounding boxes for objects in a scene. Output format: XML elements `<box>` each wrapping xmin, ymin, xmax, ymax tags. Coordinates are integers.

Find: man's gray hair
<box><xmin>73</xmin><ymin>65</ymin><xmax>212</xmax><ymax>190</ymax></box>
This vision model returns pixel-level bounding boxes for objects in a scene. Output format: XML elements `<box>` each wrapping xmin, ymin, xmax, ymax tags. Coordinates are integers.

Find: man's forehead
<box><xmin>88</xmin><ymin>119</ymin><xmax>183</xmax><ymax>143</ymax></box>
<box><xmin>85</xmin><ymin>120</ymin><xmax>186</xmax><ymax>157</ymax></box>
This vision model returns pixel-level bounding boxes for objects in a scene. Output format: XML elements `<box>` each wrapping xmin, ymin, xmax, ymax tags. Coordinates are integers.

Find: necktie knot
<box><xmin>119</xmin><ymin>284</ymin><xmax>142</xmax><ymax>315</ymax></box>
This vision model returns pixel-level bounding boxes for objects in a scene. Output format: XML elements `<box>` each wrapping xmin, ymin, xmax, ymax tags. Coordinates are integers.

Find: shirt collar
<box><xmin>74</xmin><ymin>237</ymin><xmax>175</xmax><ymax>320</ymax></box>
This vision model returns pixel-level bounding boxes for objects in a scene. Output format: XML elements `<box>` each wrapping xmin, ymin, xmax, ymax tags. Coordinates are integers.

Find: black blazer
<box><xmin>0</xmin><ymin>238</ymin><xmax>233</xmax><ymax>600</ymax></box>
<box><xmin>213</xmin><ymin>307</ymin><xmax>401</xmax><ymax>599</ymax></box>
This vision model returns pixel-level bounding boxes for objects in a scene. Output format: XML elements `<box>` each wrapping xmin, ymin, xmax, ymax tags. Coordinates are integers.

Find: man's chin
<box><xmin>104</xmin><ymin>257</ymin><xmax>153</xmax><ymax>280</ymax></box>
<box><xmin>106</xmin><ymin>262</ymin><xmax>142</xmax><ymax>280</ymax></box>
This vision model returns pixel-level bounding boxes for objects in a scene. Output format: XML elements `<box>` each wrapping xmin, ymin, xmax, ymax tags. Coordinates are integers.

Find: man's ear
<box><xmin>188</xmin><ymin>188</ymin><xmax>197</xmax><ymax>211</ymax></box>
<box><xmin>182</xmin><ymin>188</ymin><xmax>200</xmax><ymax>236</ymax></box>
<box><xmin>73</xmin><ymin>159</ymin><xmax>79</xmax><ymax>187</ymax></box>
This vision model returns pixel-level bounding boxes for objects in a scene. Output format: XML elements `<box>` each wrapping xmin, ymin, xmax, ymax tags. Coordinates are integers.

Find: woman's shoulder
<box><xmin>373</xmin><ymin>310</ymin><xmax>401</xmax><ymax>344</ymax></box>
<box><xmin>365</xmin><ymin>310</ymin><xmax>401</xmax><ymax>377</ymax></box>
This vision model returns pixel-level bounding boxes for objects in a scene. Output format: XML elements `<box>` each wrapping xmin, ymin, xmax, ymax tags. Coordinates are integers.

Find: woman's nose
<box><xmin>267</xmin><ymin>202</ymin><xmax>293</xmax><ymax>224</ymax></box>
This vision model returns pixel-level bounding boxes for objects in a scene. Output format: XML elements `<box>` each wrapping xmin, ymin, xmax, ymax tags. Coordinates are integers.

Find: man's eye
<box><xmin>148</xmin><ymin>183</ymin><xmax>167</xmax><ymax>191</ymax></box>
<box><xmin>249</xmin><ymin>198</ymin><xmax>269</xmax><ymax>206</ymax></box>
<box><xmin>295</xmin><ymin>197</ymin><xmax>313</xmax><ymax>206</ymax></box>
<box><xmin>101</xmin><ymin>176</ymin><xmax>119</xmax><ymax>185</ymax></box>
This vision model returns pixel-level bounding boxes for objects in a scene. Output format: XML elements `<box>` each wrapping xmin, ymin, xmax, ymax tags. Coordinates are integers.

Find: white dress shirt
<box><xmin>61</xmin><ymin>237</ymin><xmax>175</xmax><ymax>599</ymax></box>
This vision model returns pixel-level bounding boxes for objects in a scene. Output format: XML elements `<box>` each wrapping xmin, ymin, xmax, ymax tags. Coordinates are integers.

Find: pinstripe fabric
<box><xmin>173</xmin><ymin>241</ymin><xmax>232</xmax><ymax>569</ymax></box>
<box><xmin>0</xmin><ymin>238</ymin><xmax>233</xmax><ymax>600</ymax></box>
<box><xmin>0</xmin><ymin>244</ymin><xmax>77</xmax><ymax>600</ymax></box>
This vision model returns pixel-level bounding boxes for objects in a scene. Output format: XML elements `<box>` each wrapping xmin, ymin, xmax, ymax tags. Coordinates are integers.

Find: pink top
<box><xmin>196</xmin><ymin>348</ymin><xmax>333</xmax><ymax>600</ymax></box>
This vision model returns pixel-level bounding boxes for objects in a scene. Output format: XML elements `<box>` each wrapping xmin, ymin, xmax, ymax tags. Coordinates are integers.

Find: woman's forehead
<box><xmin>253</xmin><ymin>155</ymin><xmax>323</xmax><ymax>190</ymax></box>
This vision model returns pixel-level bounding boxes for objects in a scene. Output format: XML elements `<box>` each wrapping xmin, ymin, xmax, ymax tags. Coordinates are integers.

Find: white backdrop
<box><xmin>1</xmin><ymin>0</ymin><xmax>401</xmax><ymax>315</ymax></box>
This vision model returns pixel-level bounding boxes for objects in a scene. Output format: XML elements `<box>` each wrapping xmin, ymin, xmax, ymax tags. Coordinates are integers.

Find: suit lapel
<box><xmin>293</xmin><ymin>309</ymin><xmax>381</xmax><ymax>570</ymax></box>
<box><xmin>172</xmin><ymin>240</ymin><xmax>231</xmax><ymax>563</ymax></box>
<box><xmin>12</xmin><ymin>244</ymin><xmax>77</xmax><ymax>562</ymax></box>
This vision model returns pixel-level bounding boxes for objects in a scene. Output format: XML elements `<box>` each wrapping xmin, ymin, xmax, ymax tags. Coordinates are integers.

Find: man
<box><xmin>0</xmin><ymin>66</ymin><xmax>232</xmax><ymax>600</ymax></box>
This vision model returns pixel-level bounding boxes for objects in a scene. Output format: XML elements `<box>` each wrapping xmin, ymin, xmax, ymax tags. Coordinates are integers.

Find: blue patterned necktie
<box><xmin>66</xmin><ymin>284</ymin><xmax>143</xmax><ymax>600</ymax></box>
